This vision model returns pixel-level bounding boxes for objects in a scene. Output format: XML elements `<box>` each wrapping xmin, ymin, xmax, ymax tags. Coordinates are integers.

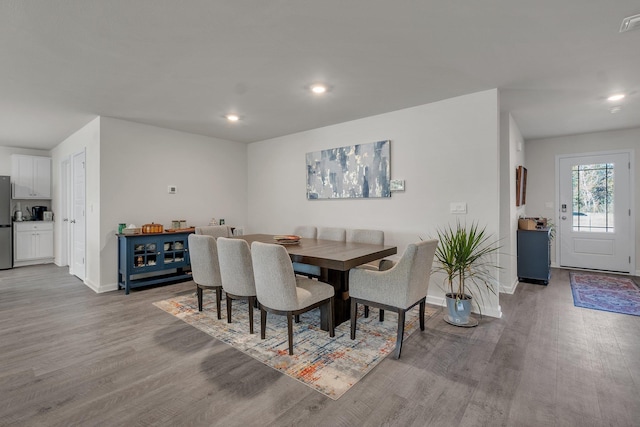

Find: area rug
<box><xmin>569</xmin><ymin>272</ymin><xmax>640</xmax><ymax>316</ymax></box>
<box><xmin>153</xmin><ymin>294</ymin><xmax>437</xmax><ymax>399</ymax></box>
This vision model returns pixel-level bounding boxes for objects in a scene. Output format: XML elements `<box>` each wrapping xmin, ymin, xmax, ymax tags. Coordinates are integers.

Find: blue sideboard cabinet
<box><xmin>118</xmin><ymin>230</ymin><xmax>193</xmax><ymax>294</ymax></box>
<box><xmin>517</xmin><ymin>228</ymin><xmax>551</xmax><ymax>285</ymax></box>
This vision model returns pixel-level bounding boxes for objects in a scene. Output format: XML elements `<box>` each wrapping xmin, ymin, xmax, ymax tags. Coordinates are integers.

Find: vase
<box><xmin>445</xmin><ymin>293</ymin><xmax>472</xmax><ymax>325</ymax></box>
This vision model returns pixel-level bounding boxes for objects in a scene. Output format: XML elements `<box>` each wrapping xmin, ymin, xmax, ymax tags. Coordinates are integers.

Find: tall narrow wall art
<box><xmin>306</xmin><ymin>140</ymin><xmax>391</xmax><ymax>199</ymax></box>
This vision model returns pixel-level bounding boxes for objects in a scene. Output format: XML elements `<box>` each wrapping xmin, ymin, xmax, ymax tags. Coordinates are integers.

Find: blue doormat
<box><xmin>570</xmin><ymin>272</ymin><xmax>640</xmax><ymax>316</ymax></box>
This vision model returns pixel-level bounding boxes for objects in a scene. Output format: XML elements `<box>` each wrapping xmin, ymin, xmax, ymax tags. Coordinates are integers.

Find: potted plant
<box><xmin>433</xmin><ymin>221</ymin><xmax>500</xmax><ymax>326</ymax></box>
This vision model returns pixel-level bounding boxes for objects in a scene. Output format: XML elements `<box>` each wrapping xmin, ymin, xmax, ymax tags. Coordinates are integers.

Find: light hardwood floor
<box><xmin>1</xmin><ymin>265</ymin><xmax>639</xmax><ymax>426</ymax></box>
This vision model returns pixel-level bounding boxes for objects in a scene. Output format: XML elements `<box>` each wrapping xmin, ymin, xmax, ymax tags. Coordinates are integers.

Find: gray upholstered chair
<box><xmin>293</xmin><ymin>226</ymin><xmax>317</xmax><ymax>239</ymax></box>
<box><xmin>217</xmin><ymin>237</ymin><xmax>257</xmax><ymax>333</ymax></box>
<box><xmin>195</xmin><ymin>225</ymin><xmax>232</xmax><ymax>239</ymax></box>
<box><xmin>318</xmin><ymin>226</ymin><xmax>346</xmax><ymax>242</ymax></box>
<box><xmin>346</xmin><ymin>228</ymin><xmax>392</xmax><ymax>271</ymax></box>
<box><xmin>292</xmin><ymin>226</ymin><xmax>320</xmax><ymax>278</ymax></box>
<box><xmin>349</xmin><ymin>239</ymin><xmax>438</xmax><ymax>359</ymax></box>
<box><xmin>187</xmin><ymin>234</ymin><xmax>223</xmax><ymax>318</ymax></box>
<box><xmin>346</xmin><ymin>228</ymin><xmax>392</xmax><ymax>319</ymax></box>
<box><xmin>251</xmin><ymin>241</ymin><xmax>335</xmax><ymax>355</ymax></box>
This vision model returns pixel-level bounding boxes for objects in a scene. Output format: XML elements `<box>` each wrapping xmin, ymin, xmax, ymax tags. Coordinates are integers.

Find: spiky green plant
<box><xmin>433</xmin><ymin>222</ymin><xmax>500</xmax><ymax>306</ymax></box>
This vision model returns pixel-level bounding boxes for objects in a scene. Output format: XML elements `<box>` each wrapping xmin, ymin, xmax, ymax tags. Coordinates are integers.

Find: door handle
<box><xmin>63</xmin><ymin>218</ymin><xmax>69</xmax><ymax>222</ymax></box>
<box><xmin>562</xmin><ymin>216</ymin><xmax>567</xmax><ymax>220</ymax></box>
<box><xmin>70</xmin><ymin>219</ymin><xmax>76</xmax><ymax>223</ymax></box>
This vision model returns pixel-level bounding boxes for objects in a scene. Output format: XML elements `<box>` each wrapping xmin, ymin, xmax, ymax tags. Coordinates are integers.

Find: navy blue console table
<box><xmin>117</xmin><ymin>230</ymin><xmax>193</xmax><ymax>294</ymax></box>
<box><xmin>517</xmin><ymin>228</ymin><xmax>551</xmax><ymax>285</ymax></box>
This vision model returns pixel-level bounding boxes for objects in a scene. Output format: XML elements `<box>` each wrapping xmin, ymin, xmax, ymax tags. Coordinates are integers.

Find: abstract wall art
<box><xmin>306</xmin><ymin>140</ymin><xmax>391</xmax><ymax>199</ymax></box>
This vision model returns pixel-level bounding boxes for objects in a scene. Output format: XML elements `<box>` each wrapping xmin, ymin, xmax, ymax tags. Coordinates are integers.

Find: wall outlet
<box><xmin>168</xmin><ymin>185</ymin><xmax>177</xmax><ymax>194</ymax></box>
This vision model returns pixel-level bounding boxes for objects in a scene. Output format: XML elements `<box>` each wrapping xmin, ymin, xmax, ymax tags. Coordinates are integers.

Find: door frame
<box><xmin>60</xmin><ymin>156</ymin><xmax>71</xmax><ymax>268</ymax></box>
<box><xmin>555</xmin><ymin>149</ymin><xmax>635</xmax><ymax>274</ymax></box>
<box><xmin>71</xmin><ymin>149</ymin><xmax>86</xmax><ymax>280</ymax></box>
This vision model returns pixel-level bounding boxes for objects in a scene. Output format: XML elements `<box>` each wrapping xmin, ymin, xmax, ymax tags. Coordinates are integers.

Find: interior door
<box><xmin>72</xmin><ymin>150</ymin><xmax>86</xmax><ymax>280</ymax></box>
<box><xmin>60</xmin><ymin>157</ymin><xmax>70</xmax><ymax>268</ymax></box>
<box><xmin>558</xmin><ymin>152</ymin><xmax>633</xmax><ymax>273</ymax></box>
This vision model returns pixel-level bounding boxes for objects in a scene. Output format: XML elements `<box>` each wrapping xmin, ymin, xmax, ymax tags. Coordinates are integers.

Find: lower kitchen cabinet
<box><xmin>14</xmin><ymin>221</ymin><xmax>54</xmax><ymax>267</ymax></box>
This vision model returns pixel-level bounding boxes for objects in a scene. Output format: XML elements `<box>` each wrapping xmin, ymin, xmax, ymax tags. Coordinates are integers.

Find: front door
<box><xmin>558</xmin><ymin>151</ymin><xmax>633</xmax><ymax>273</ymax></box>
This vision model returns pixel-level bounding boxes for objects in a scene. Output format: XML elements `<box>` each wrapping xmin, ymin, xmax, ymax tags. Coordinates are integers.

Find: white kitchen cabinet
<box><xmin>14</xmin><ymin>222</ymin><xmax>54</xmax><ymax>266</ymax></box>
<box><xmin>11</xmin><ymin>155</ymin><xmax>52</xmax><ymax>199</ymax></box>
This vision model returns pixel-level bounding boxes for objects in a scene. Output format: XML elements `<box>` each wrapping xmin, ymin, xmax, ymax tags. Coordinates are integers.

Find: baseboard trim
<box><xmin>83</xmin><ymin>279</ymin><xmax>118</xmax><ymax>294</ymax></box>
<box><xmin>499</xmin><ymin>278</ymin><xmax>519</xmax><ymax>294</ymax></box>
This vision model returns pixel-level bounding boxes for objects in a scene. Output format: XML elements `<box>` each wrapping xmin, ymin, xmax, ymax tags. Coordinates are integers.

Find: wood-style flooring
<box><xmin>1</xmin><ymin>265</ymin><xmax>639</xmax><ymax>426</ymax></box>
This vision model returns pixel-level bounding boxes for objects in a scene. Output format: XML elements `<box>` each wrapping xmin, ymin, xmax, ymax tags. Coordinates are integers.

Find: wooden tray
<box><xmin>165</xmin><ymin>227</ymin><xmax>196</xmax><ymax>233</ymax></box>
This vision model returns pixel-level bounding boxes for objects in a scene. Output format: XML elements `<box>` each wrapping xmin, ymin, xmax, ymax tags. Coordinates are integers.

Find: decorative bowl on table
<box><xmin>273</xmin><ymin>235</ymin><xmax>301</xmax><ymax>245</ymax></box>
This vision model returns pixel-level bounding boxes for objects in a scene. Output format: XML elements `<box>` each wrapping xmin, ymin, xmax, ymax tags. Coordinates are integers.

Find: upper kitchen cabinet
<box><xmin>11</xmin><ymin>155</ymin><xmax>52</xmax><ymax>199</ymax></box>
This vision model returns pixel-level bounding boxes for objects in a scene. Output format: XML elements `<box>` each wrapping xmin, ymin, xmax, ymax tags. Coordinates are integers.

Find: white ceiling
<box><xmin>1</xmin><ymin>1</ymin><xmax>639</xmax><ymax>150</ymax></box>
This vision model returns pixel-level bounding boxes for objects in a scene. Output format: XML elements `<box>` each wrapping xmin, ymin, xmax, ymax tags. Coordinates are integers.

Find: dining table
<box><xmin>233</xmin><ymin>234</ymin><xmax>398</xmax><ymax>330</ymax></box>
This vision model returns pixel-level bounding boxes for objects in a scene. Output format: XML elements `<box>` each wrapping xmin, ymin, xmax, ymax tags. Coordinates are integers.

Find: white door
<box><xmin>60</xmin><ymin>157</ymin><xmax>70</xmax><ymax>267</ymax></box>
<box><xmin>558</xmin><ymin>151</ymin><xmax>633</xmax><ymax>273</ymax></box>
<box><xmin>72</xmin><ymin>150</ymin><xmax>86</xmax><ymax>280</ymax></box>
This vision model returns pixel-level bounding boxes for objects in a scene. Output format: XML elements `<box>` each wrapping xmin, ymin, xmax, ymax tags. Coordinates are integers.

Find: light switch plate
<box><xmin>450</xmin><ymin>202</ymin><xmax>467</xmax><ymax>214</ymax></box>
<box><xmin>168</xmin><ymin>185</ymin><xmax>177</xmax><ymax>194</ymax></box>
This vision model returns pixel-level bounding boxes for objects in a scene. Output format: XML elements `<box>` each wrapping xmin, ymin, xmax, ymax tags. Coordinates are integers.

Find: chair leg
<box><xmin>260</xmin><ymin>308</ymin><xmax>267</xmax><ymax>339</ymax></box>
<box><xmin>294</xmin><ymin>315</ymin><xmax>300</xmax><ymax>323</ymax></box>
<box><xmin>287</xmin><ymin>313</ymin><xmax>294</xmax><ymax>355</ymax></box>
<box><xmin>364</xmin><ymin>305</ymin><xmax>369</xmax><ymax>318</ymax></box>
<box><xmin>394</xmin><ymin>310</ymin><xmax>406</xmax><ymax>359</ymax></box>
<box><xmin>197</xmin><ymin>286</ymin><xmax>203</xmax><ymax>312</ymax></box>
<box><xmin>215</xmin><ymin>287</ymin><xmax>222</xmax><ymax>319</ymax></box>
<box><xmin>380</xmin><ymin>309</ymin><xmax>385</xmax><ymax>322</ymax></box>
<box><xmin>350</xmin><ymin>299</ymin><xmax>357</xmax><ymax>340</ymax></box>
<box><xmin>419</xmin><ymin>299</ymin><xmax>426</xmax><ymax>331</ymax></box>
<box><xmin>248</xmin><ymin>296</ymin><xmax>255</xmax><ymax>334</ymax></box>
<box><xmin>328</xmin><ymin>297</ymin><xmax>335</xmax><ymax>338</ymax></box>
<box><xmin>226</xmin><ymin>295</ymin><xmax>232</xmax><ymax>323</ymax></box>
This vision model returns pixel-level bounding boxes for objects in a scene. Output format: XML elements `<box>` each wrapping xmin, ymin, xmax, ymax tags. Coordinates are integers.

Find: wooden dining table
<box><xmin>233</xmin><ymin>234</ymin><xmax>398</xmax><ymax>329</ymax></box>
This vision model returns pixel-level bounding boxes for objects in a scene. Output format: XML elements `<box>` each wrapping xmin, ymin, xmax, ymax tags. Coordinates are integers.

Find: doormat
<box><xmin>570</xmin><ymin>272</ymin><xmax>640</xmax><ymax>316</ymax></box>
<box><xmin>154</xmin><ymin>294</ymin><xmax>437</xmax><ymax>400</ymax></box>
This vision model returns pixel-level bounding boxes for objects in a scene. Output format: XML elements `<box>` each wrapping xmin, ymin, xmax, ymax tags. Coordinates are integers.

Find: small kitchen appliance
<box><xmin>31</xmin><ymin>206</ymin><xmax>47</xmax><ymax>221</ymax></box>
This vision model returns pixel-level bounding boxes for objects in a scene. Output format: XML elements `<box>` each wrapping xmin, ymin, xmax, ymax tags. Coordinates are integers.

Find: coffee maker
<box><xmin>31</xmin><ymin>206</ymin><xmax>47</xmax><ymax>221</ymax></box>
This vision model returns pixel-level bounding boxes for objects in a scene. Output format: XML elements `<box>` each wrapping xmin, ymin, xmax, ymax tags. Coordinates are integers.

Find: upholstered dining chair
<box><xmin>346</xmin><ymin>228</ymin><xmax>393</xmax><ymax>319</ymax></box>
<box><xmin>349</xmin><ymin>239</ymin><xmax>438</xmax><ymax>359</ymax></box>
<box><xmin>318</xmin><ymin>226</ymin><xmax>346</xmax><ymax>242</ymax></box>
<box><xmin>217</xmin><ymin>237</ymin><xmax>257</xmax><ymax>333</ymax></box>
<box><xmin>195</xmin><ymin>225</ymin><xmax>232</xmax><ymax>239</ymax></box>
<box><xmin>292</xmin><ymin>226</ymin><xmax>320</xmax><ymax>278</ymax></box>
<box><xmin>251</xmin><ymin>241</ymin><xmax>335</xmax><ymax>355</ymax></box>
<box><xmin>187</xmin><ymin>234</ymin><xmax>223</xmax><ymax>319</ymax></box>
<box><xmin>346</xmin><ymin>228</ymin><xmax>393</xmax><ymax>271</ymax></box>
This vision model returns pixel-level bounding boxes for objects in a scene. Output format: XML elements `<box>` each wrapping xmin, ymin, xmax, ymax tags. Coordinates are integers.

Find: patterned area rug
<box><xmin>154</xmin><ymin>294</ymin><xmax>437</xmax><ymax>399</ymax></box>
<box><xmin>570</xmin><ymin>272</ymin><xmax>640</xmax><ymax>316</ymax></box>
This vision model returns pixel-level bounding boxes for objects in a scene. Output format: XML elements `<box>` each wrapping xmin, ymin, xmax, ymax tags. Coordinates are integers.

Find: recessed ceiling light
<box><xmin>607</xmin><ymin>94</ymin><xmax>625</xmax><ymax>102</ymax></box>
<box><xmin>310</xmin><ymin>84</ymin><xmax>327</xmax><ymax>94</ymax></box>
<box><xmin>225</xmin><ymin>114</ymin><xmax>240</xmax><ymax>122</ymax></box>
<box><xmin>620</xmin><ymin>14</ymin><xmax>640</xmax><ymax>33</ymax></box>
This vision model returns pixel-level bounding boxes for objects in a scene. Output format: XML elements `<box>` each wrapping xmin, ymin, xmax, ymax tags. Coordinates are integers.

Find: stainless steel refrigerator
<box><xmin>0</xmin><ymin>176</ymin><xmax>12</xmax><ymax>269</ymax></box>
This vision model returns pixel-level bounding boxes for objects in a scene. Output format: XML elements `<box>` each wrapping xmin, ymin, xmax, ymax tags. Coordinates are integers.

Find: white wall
<box><xmin>99</xmin><ymin>118</ymin><xmax>248</xmax><ymax>290</ymax></box>
<box><xmin>51</xmin><ymin>117</ymin><xmax>101</xmax><ymax>289</ymax></box>
<box><xmin>248</xmin><ymin>89</ymin><xmax>502</xmax><ymax>317</ymax></box>
<box><xmin>525</xmin><ymin>127</ymin><xmax>640</xmax><ymax>272</ymax></box>
<box><xmin>499</xmin><ymin>113</ymin><xmax>526</xmax><ymax>293</ymax></box>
